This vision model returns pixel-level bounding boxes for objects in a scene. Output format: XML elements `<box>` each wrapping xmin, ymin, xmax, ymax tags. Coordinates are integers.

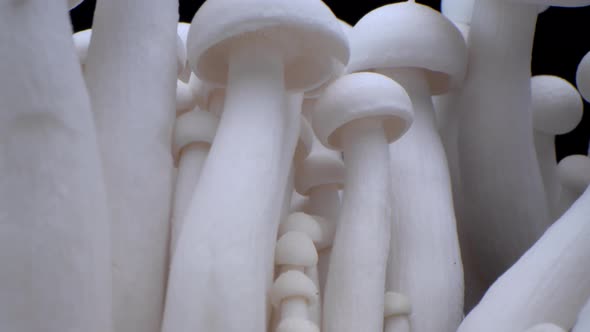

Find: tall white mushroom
<box><xmin>162</xmin><ymin>1</ymin><xmax>349</xmax><ymax>331</ymax></box>
<box><xmin>452</xmin><ymin>0</ymin><xmax>590</xmax><ymax>296</ymax></box>
<box><xmin>169</xmin><ymin>109</ymin><xmax>219</xmax><ymax>253</ymax></box>
<box><xmin>0</xmin><ymin>1</ymin><xmax>111</xmax><ymax>331</ymax></box>
<box><xmin>82</xmin><ymin>0</ymin><xmax>179</xmax><ymax>331</ymax></box>
<box><xmin>312</xmin><ymin>72</ymin><xmax>413</xmax><ymax>332</ymax></box>
<box><xmin>457</xmin><ymin>185</ymin><xmax>590</xmax><ymax>331</ymax></box>
<box><xmin>348</xmin><ymin>3</ymin><xmax>466</xmax><ymax>331</ymax></box>
<box><xmin>573</xmin><ymin>298</ymin><xmax>590</xmax><ymax>332</ymax></box>
<box><xmin>531</xmin><ymin>75</ymin><xmax>583</xmax><ymax>219</ymax></box>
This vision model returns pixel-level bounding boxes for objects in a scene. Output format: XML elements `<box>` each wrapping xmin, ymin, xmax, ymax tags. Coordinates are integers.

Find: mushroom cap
<box><xmin>294</xmin><ymin>118</ymin><xmax>315</xmax><ymax>166</ymax></box>
<box><xmin>441</xmin><ymin>0</ymin><xmax>474</xmax><ymax>25</ymax></box>
<box><xmin>576</xmin><ymin>51</ymin><xmax>590</xmax><ymax>102</ymax></box>
<box><xmin>279</xmin><ymin>212</ymin><xmax>323</xmax><ymax>244</ymax></box>
<box><xmin>277</xmin><ymin>319</ymin><xmax>320</xmax><ymax>332</ymax></box>
<box><xmin>384</xmin><ymin>292</ymin><xmax>412</xmax><ymax>318</ymax></box>
<box><xmin>73</xmin><ymin>29</ymin><xmax>92</xmax><ymax>66</ymax></box>
<box><xmin>294</xmin><ymin>136</ymin><xmax>345</xmax><ymax>195</ymax></box>
<box><xmin>531</xmin><ymin>75</ymin><xmax>583</xmax><ymax>135</ymax></box>
<box><xmin>348</xmin><ymin>2</ymin><xmax>467</xmax><ymax>95</ymax></box>
<box><xmin>173</xmin><ymin>108</ymin><xmax>219</xmax><ymax>157</ymax></box>
<box><xmin>524</xmin><ymin>323</ymin><xmax>567</xmax><ymax>332</ymax></box>
<box><xmin>557</xmin><ymin>155</ymin><xmax>590</xmax><ymax>194</ymax></box>
<box><xmin>187</xmin><ymin>0</ymin><xmax>350</xmax><ymax>91</ymax></box>
<box><xmin>176</xmin><ymin>81</ymin><xmax>195</xmax><ymax>114</ymax></box>
<box><xmin>275</xmin><ymin>231</ymin><xmax>318</xmax><ymax>268</ymax></box>
<box><xmin>270</xmin><ymin>270</ymin><xmax>318</xmax><ymax>308</ymax></box>
<box><xmin>312</xmin><ymin>72</ymin><xmax>413</xmax><ymax>151</ymax></box>
<box><xmin>69</xmin><ymin>0</ymin><xmax>83</xmax><ymax>9</ymax></box>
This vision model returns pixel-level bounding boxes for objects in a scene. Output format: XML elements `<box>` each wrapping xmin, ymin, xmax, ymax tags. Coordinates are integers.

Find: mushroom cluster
<box><xmin>2</xmin><ymin>0</ymin><xmax>590</xmax><ymax>331</ymax></box>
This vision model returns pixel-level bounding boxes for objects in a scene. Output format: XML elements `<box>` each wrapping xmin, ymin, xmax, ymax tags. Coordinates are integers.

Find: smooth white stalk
<box><xmin>454</xmin><ymin>0</ymin><xmax>550</xmax><ymax>291</ymax></box>
<box><xmin>556</xmin><ymin>155</ymin><xmax>590</xmax><ymax>215</ymax></box>
<box><xmin>458</xmin><ymin>185</ymin><xmax>590</xmax><ymax>332</ymax></box>
<box><xmin>0</xmin><ymin>1</ymin><xmax>111</xmax><ymax>331</ymax></box>
<box><xmin>573</xmin><ymin>298</ymin><xmax>590</xmax><ymax>332</ymax></box>
<box><xmin>324</xmin><ymin>119</ymin><xmax>391</xmax><ymax>332</ymax></box>
<box><xmin>380</xmin><ymin>68</ymin><xmax>464</xmax><ymax>332</ymax></box>
<box><xmin>163</xmin><ymin>40</ymin><xmax>287</xmax><ymax>332</ymax></box>
<box><xmin>83</xmin><ymin>0</ymin><xmax>178</xmax><ymax>331</ymax></box>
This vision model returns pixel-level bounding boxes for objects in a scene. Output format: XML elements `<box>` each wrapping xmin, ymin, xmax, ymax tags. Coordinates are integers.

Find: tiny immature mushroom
<box><xmin>270</xmin><ymin>270</ymin><xmax>320</xmax><ymax>332</ymax></box>
<box><xmin>169</xmin><ymin>109</ymin><xmax>219</xmax><ymax>253</ymax></box>
<box><xmin>163</xmin><ymin>1</ymin><xmax>349</xmax><ymax>330</ymax></box>
<box><xmin>457</xmin><ymin>185</ymin><xmax>590</xmax><ymax>332</ymax></box>
<box><xmin>275</xmin><ymin>231</ymin><xmax>319</xmax><ymax>275</ymax></box>
<box><xmin>349</xmin><ymin>3</ymin><xmax>466</xmax><ymax>331</ymax></box>
<box><xmin>0</xmin><ymin>1</ymin><xmax>111</xmax><ymax>331</ymax></box>
<box><xmin>556</xmin><ymin>154</ymin><xmax>590</xmax><ymax>214</ymax></box>
<box><xmin>531</xmin><ymin>75</ymin><xmax>583</xmax><ymax>219</ymax></box>
<box><xmin>312</xmin><ymin>72</ymin><xmax>413</xmax><ymax>332</ymax></box>
<box><xmin>384</xmin><ymin>292</ymin><xmax>413</xmax><ymax>332</ymax></box>
<box><xmin>278</xmin><ymin>212</ymin><xmax>324</xmax><ymax>325</ymax></box>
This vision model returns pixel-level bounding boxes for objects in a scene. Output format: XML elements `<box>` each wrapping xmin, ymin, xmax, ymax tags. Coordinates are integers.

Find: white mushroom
<box><xmin>524</xmin><ymin>323</ymin><xmax>567</xmax><ymax>332</ymax></box>
<box><xmin>457</xmin><ymin>185</ymin><xmax>590</xmax><ymax>331</ymax></box>
<box><xmin>270</xmin><ymin>270</ymin><xmax>320</xmax><ymax>332</ymax></box>
<box><xmin>0</xmin><ymin>1</ymin><xmax>111</xmax><ymax>331</ymax></box>
<box><xmin>312</xmin><ymin>72</ymin><xmax>413</xmax><ymax>332</ymax></box>
<box><xmin>82</xmin><ymin>0</ymin><xmax>178</xmax><ymax>330</ymax></box>
<box><xmin>531</xmin><ymin>75</ymin><xmax>583</xmax><ymax>219</ymax></box>
<box><xmin>162</xmin><ymin>1</ymin><xmax>349</xmax><ymax>331</ymax></box>
<box><xmin>169</xmin><ymin>109</ymin><xmax>219</xmax><ymax>253</ymax></box>
<box><xmin>349</xmin><ymin>3</ymin><xmax>466</xmax><ymax>331</ymax></box>
<box><xmin>573</xmin><ymin>298</ymin><xmax>590</xmax><ymax>332</ymax></box>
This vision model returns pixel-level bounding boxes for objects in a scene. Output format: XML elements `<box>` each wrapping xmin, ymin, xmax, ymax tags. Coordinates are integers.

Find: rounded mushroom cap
<box><xmin>348</xmin><ymin>2</ymin><xmax>467</xmax><ymax>95</ymax></box>
<box><xmin>294</xmin><ymin>136</ymin><xmax>345</xmax><ymax>195</ymax></box>
<box><xmin>69</xmin><ymin>0</ymin><xmax>83</xmax><ymax>9</ymax></box>
<box><xmin>531</xmin><ymin>75</ymin><xmax>583</xmax><ymax>135</ymax></box>
<box><xmin>312</xmin><ymin>72</ymin><xmax>413</xmax><ymax>151</ymax></box>
<box><xmin>73</xmin><ymin>29</ymin><xmax>92</xmax><ymax>66</ymax></box>
<box><xmin>524</xmin><ymin>323</ymin><xmax>567</xmax><ymax>332</ymax></box>
<box><xmin>277</xmin><ymin>319</ymin><xmax>320</xmax><ymax>332</ymax></box>
<box><xmin>384</xmin><ymin>292</ymin><xmax>412</xmax><ymax>318</ymax></box>
<box><xmin>576</xmin><ymin>51</ymin><xmax>590</xmax><ymax>102</ymax></box>
<box><xmin>270</xmin><ymin>270</ymin><xmax>318</xmax><ymax>308</ymax></box>
<box><xmin>187</xmin><ymin>0</ymin><xmax>349</xmax><ymax>91</ymax></box>
<box><xmin>275</xmin><ymin>231</ymin><xmax>318</xmax><ymax>268</ymax></box>
<box><xmin>441</xmin><ymin>0</ymin><xmax>474</xmax><ymax>25</ymax></box>
<box><xmin>173</xmin><ymin>108</ymin><xmax>219</xmax><ymax>157</ymax></box>
<box><xmin>279</xmin><ymin>212</ymin><xmax>323</xmax><ymax>244</ymax></box>
<box><xmin>557</xmin><ymin>155</ymin><xmax>590</xmax><ymax>194</ymax></box>
<box><xmin>294</xmin><ymin>118</ymin><xmax>314</xmax><ymax>166</ymax></box>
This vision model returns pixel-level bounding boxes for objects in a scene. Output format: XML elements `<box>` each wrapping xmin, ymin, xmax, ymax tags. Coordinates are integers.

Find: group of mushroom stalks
<box><xmin>4</xmin><ymin>0</ymin><xmax>590</xmax><ymax>331</ymax></box>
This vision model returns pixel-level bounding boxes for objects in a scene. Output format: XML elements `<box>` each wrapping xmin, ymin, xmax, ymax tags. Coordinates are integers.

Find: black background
<box><xmin>70</xmin><ymin>0</ymin><xmax>590</xmax><ymax>161</ymax></box>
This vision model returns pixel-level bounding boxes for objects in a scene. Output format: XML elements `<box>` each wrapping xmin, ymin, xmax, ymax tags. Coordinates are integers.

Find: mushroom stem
<box><xmin>0</xmin><ymin>1</ymin><xmax>111</xmax><ymax>331</ymax></box>
<box><xmin>324</xmin><ymin>119</ymin><xmax>391</xmax><ymax>332</ymax></box>
<box><xmin>573</xmin><ymin>298</ymin><xmax>590</xmax><ymax>332</ymax></box>
<box><xmin>379</xmin><ymin>67</ymin><xmax>464</xmax><ymax>332</ymax></box>
<box><xmin>170</xmin><ymin>142</ymin><xmax>210</xmax><ymax>251</ymax></box>
<box><xmin>281</xmin><ymin>297</ymin><xmax>309</xmax><ymax>320</ymax></box>
<box><xmin>454</xmin><ymin>0</ymin><xmax>550</xmax><ymax>290</ymax></box>
<box><xmin>307</xmin><ymin>184</ymin><xmax>340</xmax><ymax>290</ymax></box>
<box><xmin>534</xmin><ymin>133</ymin><xmax>560</xmax><ymax>217</ymax></box>
<box><xmin>83</xmin><ymin>0</ymin><xmax>178</xmax><ymax>330</ymax></box>
<box><xmin>458</xmin><ymin>185</ymin><xmax>590</xmax><ymax>332</ymax></box>
<box><xmin>163</xmin><ymin>40</ymin><xmax>287</xmax><ymax>332</ymax></box>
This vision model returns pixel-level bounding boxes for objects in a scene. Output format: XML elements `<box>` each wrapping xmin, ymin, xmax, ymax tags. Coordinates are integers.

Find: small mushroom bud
<box><xmin>275</xmin><ymin>231</ymin><xmax>319</xmax><ymax>274</ymax></box>
<box><xmin>384</xmin><ymin>292</ymin><xmax>412</xmax><ymax>332</ymax></box>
